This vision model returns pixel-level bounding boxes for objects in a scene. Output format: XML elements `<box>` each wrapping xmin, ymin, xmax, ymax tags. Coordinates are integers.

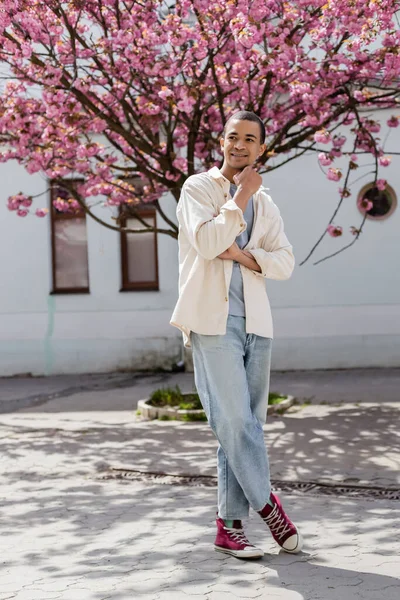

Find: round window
<box><xmin>357</xmin><ymin>183</ymin><xmax>397</xmax><ymax>221</ymax></box>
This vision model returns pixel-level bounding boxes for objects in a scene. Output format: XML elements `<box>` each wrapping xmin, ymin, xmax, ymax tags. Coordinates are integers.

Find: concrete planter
<box><xmin>267</xmin><ymin>395</ymin><xmax>295</xmax><ymax>415</ymax></box>
<box><xmin>137</xmin><ymin>396</ymin><xmax>205</xmax><ymax>421</ymax></box>
<box><xmin>137</xmin><ymin>394</ymin><xmax>295</xmax><ymax>421</ymax></box>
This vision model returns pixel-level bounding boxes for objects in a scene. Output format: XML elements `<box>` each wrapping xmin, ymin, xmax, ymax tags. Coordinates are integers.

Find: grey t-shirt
<box><xmin>228</xmin><ymin>183</ymin><xmax>254</xmax><ymax>317</ymax></box>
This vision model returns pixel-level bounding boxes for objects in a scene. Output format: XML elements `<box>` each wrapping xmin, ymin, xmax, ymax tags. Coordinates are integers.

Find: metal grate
<box><xmin>98</xmin><ymin>468</ymin><xmax>400</xmax><ymax>500</ymax></box>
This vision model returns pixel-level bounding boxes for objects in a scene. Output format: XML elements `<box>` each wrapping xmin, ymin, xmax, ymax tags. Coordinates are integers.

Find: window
<box><xmin>50</xmin><ymin>180</ymin><xmax>90</xmax><ymax>294</ymax></box>
<box><xmin>120</xmin><ymin>202</ymin><xmax>159</xmax><ymax>291</ymax></box>
<box><xmin>357</xmin><ymin>182</ymin><xmax>397</xmax><ymax>221</ymax></box>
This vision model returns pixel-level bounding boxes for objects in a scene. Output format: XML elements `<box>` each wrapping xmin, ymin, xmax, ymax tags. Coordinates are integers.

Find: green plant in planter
<box><xmin>268</xmin><ymin>392</ymin><xmax>288</xmax><ymax>405</ymax></box>
<box><xmin>147</xmin><ymin>386</ymin><xmax>204</xmax><ymax>420</ymax></box>
<box><xmin>147</xmin><ymin>386</ymin><xmax>289</xmax><ymax>421</ymax></box>
<box><xmin>148</xmin><ymin>386</ymin><xmax>203</xmax><ymax>410</ymax></box>
<box><xmin>149</xmin><ymin>385</ymin><xmax>182</xmax><ymax>407</ymax></box>
<box><xmin>181</xmin><ymin>412</ymin><xmax>208</xmax><ymax>422</ymax></box>
<box><xmin>178</xmin><ymin>394</ymin><xmax>203</xmax><ymax>410</ymax></box>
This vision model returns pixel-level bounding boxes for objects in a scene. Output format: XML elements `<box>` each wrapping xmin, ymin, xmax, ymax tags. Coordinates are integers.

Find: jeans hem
<box><xmin>253</xmin><ymin>494</ymin><xmax>272</xmax><ymax>513</ymax></box>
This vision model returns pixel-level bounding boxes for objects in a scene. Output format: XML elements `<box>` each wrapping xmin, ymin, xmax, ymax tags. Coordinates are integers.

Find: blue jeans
<box><xmin>191</xmin><ymin>315</ymin><xmax>272</xmax><ymax>519</ymax></box>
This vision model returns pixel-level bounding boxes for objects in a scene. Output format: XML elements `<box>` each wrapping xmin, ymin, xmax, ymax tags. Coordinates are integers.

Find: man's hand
<box><xmin>233</xmin><ymin>166</ymin><xmax>262</xmax><ymax>196</ymax></box>
<box><xmin>218</xmin><ymin>242</ymin><xmax>241</xmax><ymax>260</ymax></box>
<box><xmin>218</xmin><ymin>245</ymin><xmax>262</xmax><ymax>273</ymax></box>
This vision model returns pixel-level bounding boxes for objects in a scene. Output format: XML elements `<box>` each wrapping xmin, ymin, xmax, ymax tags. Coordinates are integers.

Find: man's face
<box><xmin>220</xmin><ymin>119</ymin><xmax>265</xmax><ymax>171</ymax></box>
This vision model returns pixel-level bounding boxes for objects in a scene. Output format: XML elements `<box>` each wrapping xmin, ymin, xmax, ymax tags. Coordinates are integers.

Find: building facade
<box><xmin>1</xmin><ymin>109</ymin><xmax>399</xmax><ymax>375</ymax></box>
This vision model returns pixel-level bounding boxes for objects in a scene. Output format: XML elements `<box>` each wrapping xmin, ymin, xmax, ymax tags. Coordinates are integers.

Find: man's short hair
<box><xmin>223</xmin><ymin>111</ymin><xmax>266</xmax><ymax>144</ymax></box>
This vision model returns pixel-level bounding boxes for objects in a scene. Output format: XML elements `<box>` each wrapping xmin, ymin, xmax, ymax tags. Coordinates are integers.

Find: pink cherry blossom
<box><xmin>314</xmin><ymin>130</ymin><xmax>331</xmax><ymax>144</ymax></box>
<box><xmin>357</xmin><ymin>197</ymin><xmax>373</xmax><ymax>212</ymax></box>
<box><xmin>327</xmin><ymin>224</ymin><xmax>343</xmax><ymax>238</ymax></box>
<box><xmin>353</xmin><ymin>90</ymin><xmax>366</xmax><ymax>102</ymax></box>
<box><xmin>158</xmin><ymin>87</ymin><xmax>174</xmax><ymax>101</ymax></box>
<box><xmin>7</xmin><ymin>193</ymin><xmax>32</xmax><ymax>211</ymax></box>
<box><xmin>172</xmin><ymin>157</ymin><xmax>188</xmax><ymax>171</ymax></box>
<box><xmin>0</xmin><ymin>0</ymin><xmax>397</xmax><ymax>253</ymax></box>
<box><xmin>376</xmin><ymin>179</ymin><xmax>387</xmax><ymax>191</ymax></box>
<box><xmin>318</xmin><ymin>153</ymin><xmax>332</xmax><ymax>166</ymax></box>
<box><xmin>332</xmin><ymin>136</ymin><xmax>346</xmax><ymax>148</ymax></box>
<box><xmin>35</xmin><ymin>208</ymin><xmax>49</xmax><ymax>217</ymax></box>
<box><xmin>176</xmin><ymin>97</ymin><xmax>196</xmax><ymax>114</ymax></box>
<box><xmin>350</xmin><ymin>226</ymin><xmax>360</xmax><ymax>236</ymax></box>
<box><xmin>165</xmin><ymin>171</ymin><xmax>180</xmax><ymax>181</ymax></box>
<box><xmin>387</xmin><ymin>116</ymin><xmax>399</xmax><ymax>128</ymax></box>
<box><xmin>379</xmin><ymin>156</ymin><xmax>392</xmax><ymax>167</ymax></box>
<box><xmin>327</xmin><ymin>168</ymin><xmax>342</xmax><ymax>182</ymax></box>
<box><xmin>343</xmin><ymin>113</ymin><xmax>356</xmax><ymax>126</ymax></box>
<box><xmin>364</xmin><ymin>120</ymin><xmax>381</xmax><ymax>134</ymax></box>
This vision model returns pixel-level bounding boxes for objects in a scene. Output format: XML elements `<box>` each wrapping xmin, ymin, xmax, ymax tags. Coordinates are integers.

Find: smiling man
<box><xmin>170</xmin><ymin>111</ymin><xmax>303</xmax><ymax>559</ymax></box>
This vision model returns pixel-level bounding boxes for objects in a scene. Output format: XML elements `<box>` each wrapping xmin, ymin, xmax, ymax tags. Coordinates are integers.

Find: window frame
<box><xmin>357</xmin><ymin>182</ymin><xmax>398</xmax><ymax>221</ymax></box>
<box><xmin>49</xmin><ymin>179</ymin><xmax>90</xmax><ymax>295</ymax></box>
<box><xmin>119</xmin><ymin>205</ymin><xmax>159</xmax><ymax>292</ymax></box>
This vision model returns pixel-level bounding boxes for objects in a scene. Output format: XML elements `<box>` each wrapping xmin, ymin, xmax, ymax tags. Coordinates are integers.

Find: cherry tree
<box><xmin>1</xmin><ymin>0</ymin><xmax>399</xmax><ymax>263</ymax></box>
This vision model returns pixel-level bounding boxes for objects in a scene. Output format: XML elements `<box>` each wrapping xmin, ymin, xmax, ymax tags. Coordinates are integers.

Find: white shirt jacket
<box><xmin>170</xmin><ymin>166</ymin><xmax>295</xmax><ymax>347</ymax></box>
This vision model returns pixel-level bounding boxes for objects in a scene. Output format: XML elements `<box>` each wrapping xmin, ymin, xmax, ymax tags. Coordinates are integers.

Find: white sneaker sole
<box><xmin>281</xmin><ymin>531</ymin><xmax>304</xmax><ymax>554</ymax></box>
<box><xmin>214</xmin><ymin>545</ymin><xmax>264</xmax><ymax>559</ymax></box>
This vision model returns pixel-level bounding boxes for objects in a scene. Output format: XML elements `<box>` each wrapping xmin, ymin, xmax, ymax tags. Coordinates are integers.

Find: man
<box><xmin>170</xmin><ymin>111</ymin><xmax>303</xmax><ymax>559</ymax></box>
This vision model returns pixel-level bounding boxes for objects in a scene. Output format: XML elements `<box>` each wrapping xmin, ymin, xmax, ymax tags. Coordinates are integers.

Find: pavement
<box><xmin>1</xmin><ymin>368</ymin><xmax>400</xmax><ymax>600</ymax></box>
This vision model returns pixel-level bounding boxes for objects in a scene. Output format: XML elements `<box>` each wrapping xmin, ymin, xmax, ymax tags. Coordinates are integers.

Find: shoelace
<box><xmin>224</xmin><ymin>526</ymin><xmax>251</xmax><ymax>546</ymax></box>
<box><xmin>262</xmin><ymin>504</ymin><xmax>292</xmax><ymax>541</ymax></box>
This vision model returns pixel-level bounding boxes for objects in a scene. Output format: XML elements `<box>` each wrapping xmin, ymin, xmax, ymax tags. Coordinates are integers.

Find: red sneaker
<box><xmin>258</xmin><ymin>493</ymin><xmax>303</xmax><ymax>553</ymax></box>
<box><xmin>214</xmin><ymin>517</ymin><xmax>264</xmax><ymax>559</ymax></box>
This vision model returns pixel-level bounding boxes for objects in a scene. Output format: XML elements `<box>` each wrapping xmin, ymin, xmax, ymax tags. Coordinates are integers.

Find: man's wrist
<box><xmin>231</xmin><ymin>246</ymin><xmax>243</xmax><ymax>261</ymax></box>
<box><xmin>242</xmin><ymin>249</ymin><xmax>253</xmax><ymax>259</ymax></box>
<box><xmin>234</xmin><ymin>248</ymin><xmax>262</xmax><ymax>273</ymax></box>
<box><xmin>234</xmin><ymin>187</ymin><xmax>252</xmax><ymax>211</ymax></box>
<box><xmin>237</xmin><ymin>184</ymin><xmax>254</xmax><ymax>197</ymax></box>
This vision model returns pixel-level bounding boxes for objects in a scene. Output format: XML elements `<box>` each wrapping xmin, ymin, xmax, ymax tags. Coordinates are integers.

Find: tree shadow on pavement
<box><xmin>1</xmin><ymin>475</ymin><xmax>399</xmax><ymax>599</ymax></box>
<box><xmin>2</xmin><ymin>375</ymin><xmax>400</xmax><ymax>598</ymax></box>
<box><xmin>2</xmin><ymin>402</ymin><xmax>399</xmax><ymax>488</ymax></box>
<box><xmin>266</xmin><ymin>403</ymin><xmax>400</xmax><ymax>487</ymax></box>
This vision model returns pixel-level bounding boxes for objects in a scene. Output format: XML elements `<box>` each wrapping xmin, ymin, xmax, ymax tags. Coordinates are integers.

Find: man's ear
<box><xmin>258</xmin><ymin>143</ymin><xmax>266</xmax><ymax>158</ymax></box>
<box><xmin>219</xmin><ymin>136</ymin><xmax>225</xmax><ymax>151</ymax></box>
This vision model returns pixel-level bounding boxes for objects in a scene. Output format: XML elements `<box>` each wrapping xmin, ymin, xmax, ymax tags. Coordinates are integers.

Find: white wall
<box><xmin>1</xmin><ymin>108</ymin><xmax>399</xmax><ymax>375</ymax></box>
<box><xmin>265</xmin><ymin>108</ymin><xmax>400</xmax><ymax>368</ymax></box>
<box><xmin>0</xmin><ymin>167</ymin><xmax>181</xmax><ymax>376</ymax></box>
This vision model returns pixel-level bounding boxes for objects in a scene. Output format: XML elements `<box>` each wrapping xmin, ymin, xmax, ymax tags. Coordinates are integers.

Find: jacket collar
<box><xmin>206</xmin><ymin>166</ymin><xmax>231</xmax><ymax>194</ymax></box>
<box><xmin>208</xmin><ymin>166</ymin><xmax>228</xmax><ymax>182</ymax></box>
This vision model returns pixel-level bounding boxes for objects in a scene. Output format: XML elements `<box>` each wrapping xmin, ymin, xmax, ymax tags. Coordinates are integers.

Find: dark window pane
<box><xmin>126</xmin><ymin>217</ymin><xmax>156</xmax><ymax>283</ymax></box>
<box><xmin>364</xmin><ymin>187</ymin><xmax>393</xmax><ymax>218</ymax></box>
<box><xmin>54</xmin><ymin>218</ymin><xmax>89</xmax><ymax>288</ymax></box>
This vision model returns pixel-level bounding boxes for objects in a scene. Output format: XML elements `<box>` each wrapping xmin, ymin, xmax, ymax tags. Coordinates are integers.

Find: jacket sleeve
<box><xmin>177</xmin><ymin>177</ymin><xmax>246</xmax><ymax>260</ymax></box>
<box><xmin>247</xmin><ymin>204</ymin><xmax>295</xmax><ymax>280</ymax></box>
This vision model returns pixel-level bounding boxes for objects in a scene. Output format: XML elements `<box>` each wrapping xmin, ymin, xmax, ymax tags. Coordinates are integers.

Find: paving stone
<box><xmin>1</xmin><ymin>373</ymin><xmax>400</xmax><ymax>600</ymax></box>
<box><xmin>13</xmin><ymin>592</ymin><xmax>62</xmax><ymax>600</ymax></box>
